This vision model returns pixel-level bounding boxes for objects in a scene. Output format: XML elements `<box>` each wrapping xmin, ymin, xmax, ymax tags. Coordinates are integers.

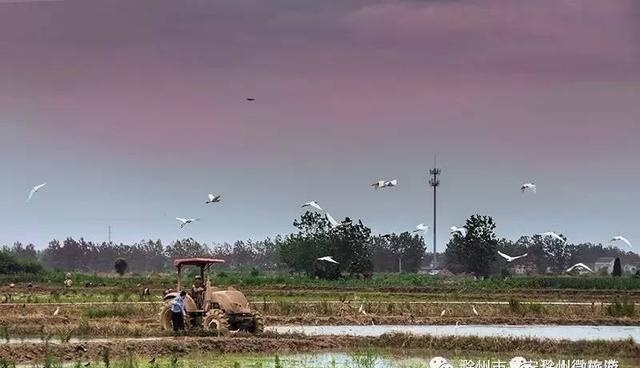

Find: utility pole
<box><xmin>429</xmin><ymin>157</ymin><xmax>441</xmax><ymax>269</ymax></box>
<box><xmin>108</xmin><ymin>225</ymin><xmax>112</xmax><ymax>244</ymax></box>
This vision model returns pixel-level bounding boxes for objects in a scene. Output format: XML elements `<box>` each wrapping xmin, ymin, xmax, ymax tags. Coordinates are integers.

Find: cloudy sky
<box><xmin>1</xmin><ymin>0</ymin><xmax>639</xmax><ymax>251</ymax></box>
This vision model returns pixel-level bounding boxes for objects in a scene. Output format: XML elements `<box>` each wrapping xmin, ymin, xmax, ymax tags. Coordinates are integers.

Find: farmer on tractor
<box><xmin>159</xmin><ymin>258</ymin><xmax>264</xmax><ymax>334</ymax></box>
<box><xmin>191</xmin><ymin>275</ymin><xmax>206</xmax><ymax>308</ymax></box>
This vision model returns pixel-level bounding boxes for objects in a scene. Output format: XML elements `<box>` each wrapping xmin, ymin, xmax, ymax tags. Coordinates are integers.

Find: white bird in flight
<box><xmin>450</xmin><ymin>226</ymin><xmax>466</xmax><ymax>236</ymax></box>
<box><xmin>27</xmin><ymin>183</ymin><xmax>46</xmax><ymax>202</ymax></box>
<box><xmin>497</xmin><ymin>251</ymin><xmax>528</xmax><ymax>263</ymax></box>
<box><xmin>472</xmin><ymin>305</ymin><xmax>479</xmax><ymax>316</ymax></box>
<box><xmin>176</xmin><ymin>218</ymin><xmax>200</xmax><ymax>228</ymax></box>
<box><xmin>325</xmin><ymin>213</ymin><xmax>340</xmax><ymax>228</ymax></box>
<box><xmin>611</xmin><ymin>236</ymin><xmax>632</xmax><ymax>248</ymax></box>
<box><xmin>566</xmin><ymin>263</ymin><xmax>593</xmax><ymax>273</ymax></box>
<box><xmin>440</xmin><ymin>309</ymin><xmax>446</xmax><ymax>317</ymax></box>
<box><xmin>317</xmin><ymin>256</ymin><xmax>339</xmax><ymax>264</ymax></box>
<box><xmin>540</xmin><ymin>232</ymin><xmax>565</xmax><ymax>243</ymax></box>
<box><xmin>205</xmin><ymin>194</ymin><xmax>222</xmax><ymax>204</ymax></box>
<box><xmin>520</xmin><ymin>183</ymin><xmax>536</xmax><ymax>193</ymax></box>
<box><xmin>371</xmin><ymin>179</ymin><xmax>398</xmax><ymax>190</ymax></box>
<box><xmin>412</xmin><ymin>224</ymin><xmax>429</xmax><ymax>233</ymax></box>
<box><xmin>53</xmin><ymin>307</ymin><xmax>60</xmax><ymax>316</ymax></box>
<box><xmin>302</xmin><ymin>201</ymin><xmax>323</xmax><ymax>212</ymax></box>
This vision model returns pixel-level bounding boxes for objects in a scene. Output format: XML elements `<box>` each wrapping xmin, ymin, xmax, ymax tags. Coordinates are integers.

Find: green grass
<box><xmin>82</xmin><ymin>304</ymin><xmax>147</xmax><ymax>319</ymax></box>
<box><xmin>4</xmin><ymin>271</ymin><xmax>640</xmax><ymax>291</ymax></box>
<box><xmin>606</xmin><ymin>297</ymin><xmax>636</xmax><ymax>317</ymax></box>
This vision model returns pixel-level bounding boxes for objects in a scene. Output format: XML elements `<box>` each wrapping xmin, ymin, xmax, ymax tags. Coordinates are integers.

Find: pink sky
<box><xmin>1</xmin><ymin>0</ymin><xmax>639</xmax><ymax>249</ymax></box>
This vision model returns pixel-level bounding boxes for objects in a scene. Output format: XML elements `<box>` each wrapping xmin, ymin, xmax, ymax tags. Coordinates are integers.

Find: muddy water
<box><xmin>0</xmin><ymin>324</ymin><xmax>638</xmax><ymax>345</ymax></box>
<box><xmin>267</xmin><ymin>324</ymin><xmax>640</xmax><ymax>341</ymax></box>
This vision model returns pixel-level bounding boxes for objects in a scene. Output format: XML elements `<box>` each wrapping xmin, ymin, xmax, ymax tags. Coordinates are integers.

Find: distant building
<box><xmin>623</xmin><ymin>262</ymin><xmax>640</xmax><ymax>275</ymax></box>
<box><xmin>509</xmin><ymin>264</ymin><xmax>534</xmax><ymax>275</ymax></box>
<box><xmin>594</xmin><ymin>257</ymin><xmax>615</xmax><ymax>274</ymax></box>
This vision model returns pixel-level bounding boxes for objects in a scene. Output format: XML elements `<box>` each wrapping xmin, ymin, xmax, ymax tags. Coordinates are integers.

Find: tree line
<box><xmin>2</xmin><ymin>212</ymin><xmax>637</xmax><ymax>278</ymax></box>
<box><xmin>444</xmin><ymin>215</ymin><xmax>640</xmax><ymax>277</ymax></box>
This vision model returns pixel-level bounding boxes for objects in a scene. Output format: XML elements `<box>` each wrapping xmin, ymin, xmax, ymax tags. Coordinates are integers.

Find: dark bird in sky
<box><xmin>246</xmin><ymin>98</ymin><xmax>255</xmax><ymax>101</ymax></box>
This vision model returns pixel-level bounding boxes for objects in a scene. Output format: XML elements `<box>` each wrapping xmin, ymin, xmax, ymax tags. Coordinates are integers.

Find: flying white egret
<box><xmin>302</xmin><ymin>201</ymin><xmax>323</xmax><ymax>211</ymax></box>
<box><xmin>176</xmin><ymin>218</ymin><xmax>200</xmax><ymax>228</ymax></box>
<box><xmin>540</xmin><ymin>232</ymin><xmax>565</xmax><ymax>243</ymax></box>
<box><xmin>520</xmin><ymin>183</ymin><xmax>536</xmax><ymax>193</ymax></box>
<box><xmin>317</xmin><ymin>256</ymin><xmax>339</xmax><ymax>264</ymax></box>
<box><xmin>325</xmin><ymin>213</ymin><xmax>340</xmax><ymax>228</ymax></box>
<box><xmin>497</xmin><ymin>251</ymin><xmax>528</xmax><ymax>263</ymax></box>
<box><xmin>566</xmin><ymin>263</ymin><xmax>593</xmax><ymax>273</ymax></box>
<box><xmin>205</xmin><ymin>194</ymin><xmax>222</xmax><ymax>204</ymax></box>
<box><xmin>450</xmin><ymin>226</ymin><xmax>466</xmax><ymax>236</ymax></box>
<box><xmin>611</xmin><ymin>236</ymin><xmax>632</xmax><ymax>248</ymax></box>
<box><xmin>53</xmin><ymin>307</ymin><xmax>60</xmax><ymax>316</ymax></box>
<box><xmin>412</xmin><ymin>224</ymin><xmax>429</xmax><ymax>233</ymax></box>
<box><xmin>429</xmin><ymin>357</ymin><xmax>453</xmax><ymax>368</ymax></box>
<box><xmin>371</xmin><ymin>179</ymin><xmax>398</xmax><ymax>190</ymax></box>
<box><xmin>472</xmin><ymin>305</ymin><xmax>479</xmax><ymax>316</ymax></box>
<box><xmin>27</xmin><ymin>183</ymin><xmax>46</xmax><ymax>202</ymax></box>
<box><xmin>440</xmin><ymin>309</ymin><xmax>446</xmax><ymax>317</ymax></box>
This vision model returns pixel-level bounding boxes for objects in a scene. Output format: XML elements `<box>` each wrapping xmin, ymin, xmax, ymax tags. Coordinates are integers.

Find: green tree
<box><xmin>612</xmin><ymin>257</ymin><xmax>622</xmax><ymax>277</ymax></box>
<box><xmin>278</xmin><ymin>212</ymin><xmax>373</xmax><ymax>279</ymax></box>
<box><xmin>114</xmin><ymin>258</ymin><xmax>128</xmax><ymax>276</ymax></box>
<box><xmin>539</xmin><ymin>234</ymin><xmax>575</xmax><ymax>274</ymax></box>
<box><xmin>444</xmin><ymin>215</ymin><xmax>498</xmax><ymax>277</ymax></box>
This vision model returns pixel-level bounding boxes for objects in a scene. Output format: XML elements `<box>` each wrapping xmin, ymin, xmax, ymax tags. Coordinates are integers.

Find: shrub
<box><xmin>606</xmin><ymin>297</ymin><xmax>635</xmax><ymax>317</ymax></box>
<box><xmin>509</xmin><ymin>297</ymin><xmax>524</xmax><ymax>315</ymax></box>
<box><xmin>528</xmin><ymin>302</ymin><xmax>546</xmax><ymax>315</ymax></box>
<box><xmin>114</xmin><ymin>258</ymin><xmax>128</xmax><ymax>276</ymax></box>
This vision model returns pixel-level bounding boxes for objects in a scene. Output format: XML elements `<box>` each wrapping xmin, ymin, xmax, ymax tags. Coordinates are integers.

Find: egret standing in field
<box><xmin>497</xmin><ymin>251</ymin><xmax>528</xmax><ymax>263</ymax></box>
<box><xmin>176</xmin><ymin>218</ymin><xmax>200</xmax><ymax>229</ymax></box>
<box><xmin>472</xmin><ymin>305</ymin><xmax>479</xmax><ymax>316</ymax></box>
<box><xmin>205</xmin><ymin>194</ymin><xmax>222</xmax><ymax>204</ymax></box>
<box><xmin>302</xmin><ymin>201</ymin><xmax>323</xmax><ymax>212</ymax></box>
<box><xmin>610</xmin><ymin>236</ymin><xmax>632</xmax><ymax>248</ymax></box>
<box><xmin>520</xmin><ymin>183</ymin><xmax>536</xmax><ymax>194</ymax></box>
<box><xmin>53</xmin><ymin>307</ymin><xmax>60</xmax><ymax>316</ymax></box>
<box><xmin>358</xmin><ymin>304</ymin><xmax>368</xmax><ymax>316</ymax></box>
<box><xmin>27</xmin><ymin>183</ymin><xmax>47</xmax><ymax>203</ymax></box>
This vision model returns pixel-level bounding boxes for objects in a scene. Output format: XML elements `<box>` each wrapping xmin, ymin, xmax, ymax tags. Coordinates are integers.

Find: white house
<box><xmin>623</xmin><ymin>262</ymin><xmax>640</xmax><ymax>275</ymax></box>
<box><xmin>594</xmin><ymin>257</ymin><xmax>615</xmax><ymax>274</ymax></box>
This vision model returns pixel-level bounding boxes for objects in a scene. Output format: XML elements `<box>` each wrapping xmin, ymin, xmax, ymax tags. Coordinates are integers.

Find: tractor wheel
<box><xmin>203</xmin><ymin>309</ymin><xmax>229</xmax><ymax>335</ymax></box>
<box><xmin>159</xmin><ymin>306</ymin><xmax>173</xmax><ymax>331</ymax></box>
<box><xmin>249</xmin><ymin>311</ymin><xmax>264</xmax><ymax>334</ymax></box>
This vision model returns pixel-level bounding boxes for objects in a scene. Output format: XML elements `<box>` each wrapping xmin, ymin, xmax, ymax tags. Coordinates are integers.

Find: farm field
<box><xmin>0</xmin><ymin>334</ymin><xmax>639</xmax><ymax>366</ymax></box>
<box><xmin>0</xmin><ymin>273</ymin><xmax>638</xmax><ymax>366</ymax></box>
